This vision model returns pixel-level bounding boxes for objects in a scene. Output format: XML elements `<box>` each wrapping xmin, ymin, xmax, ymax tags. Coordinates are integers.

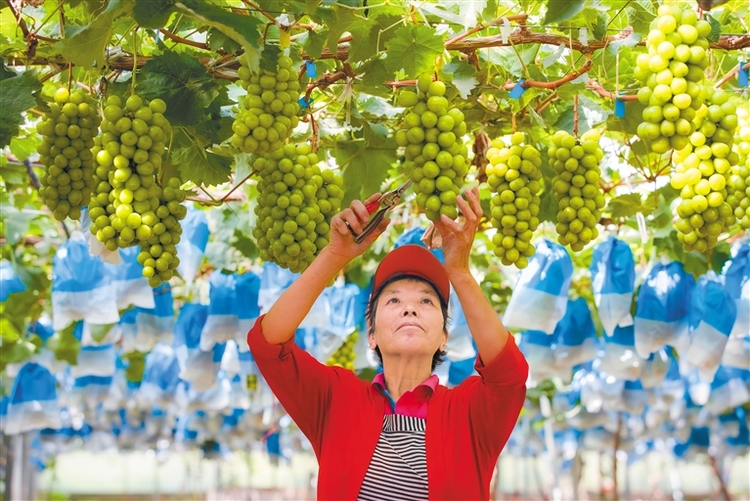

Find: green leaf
<box><xmin>2</xmin><ymin>209</ymin><xmax>36</xmax><ymax>245</ymax></box>
<box><xmin>207</xmin><ymin>27</ymin><xmax>241</xmax><ymax>54</ymax></box>
<box><xmin>608</xmin><ymin>193</ymin><xmax>654</xmax><ymax>219</ymax></box>
<box><xmin>170</xmin><ymin>128</ymin><xmax>232</xmax><ymax>187</ymax></box>
<box><xmin>543</xmin><ymin>0</ymin><xmax>588</xmax><ymax>25</ymax></box>
<box><xmin>258</xmin><ymin>45</ymin><xmax>281</xmax><ymax>74</ymax></box>
<box><xmin>54</xmin><ymin>0</ymin><xmax>133</xmax><ymax>69</ymax></box>
<box><xmin>174</xmin><ymin>0</ymin><xmax>263</xmax><ymax>51</ymax></box>
<box><xmin>232</xmin><ymin>228</ymin><xmax>259</xmax><ymax>259</ymax></box>
<box><xmin>9</xmin><ymin>134</ymin><xmax>41</xmax><ymax>162</ymax></box>
<box><xmin>89</xmin><ymin>323</ymin><xmax>117</xmax><ymax>343</ymax></box>
<box><xmin>627</xmin><ymin>4</ymin><xmax>656</xmax><ymax>36</ymax></box>
<box><xmin>0</xmin><ymin>339</ymin><xmax>35</xmax><ymax>371</ymax></box>
<box><xmin>705</xmin><ymin>14</ymin><xmax>721</xmax><ymax>43</ymax></box>
<box><xmin>347</xmin><ymin>10</ymin><xmax>403</xmax><ymax>63</ymax></box>
<box><xmin>329</xmin><ymin>137</ymin><xmax>397</xmax><ymax>207</ymax></box>
<box><xmin>0</xmin><ymin>317</ymin><xmax>20</xmax><ymax>341</ymax></box>
<box><xmin>137</xmin><ymin>50</ymin><xmax>222</xmax><ymax>126</ymax></box>
<box><xmin>133</xmin><ymin>0</ymin><xmax>175</xmax><ymax>28</ymax></box>
<box><xmin>441</xmin><ymin>59</ymin><xmax>478</xmax><ymax>99</ymax></box>
<box><xmin>0</xmin><ymin>162</ymin><xmax>28</xmax><ymax>186</ymax></box>
<box><xmin>591</xmin><ymin>11</ymin><xmax>608</xmax><ymax>40</ymax></box>
<box><xmin>300</xmin><ymin>29</ymin><xmax>328</xmax><ymax>60</ymax></box>
<box><xmin>356</xmin><ymin>58</ymin><xmax>391</xmax><ymax>95</ymax></box>
<box><xmin>51</xmin><ymin>322</ymin><xmax>81</xmax><ymax>365</ymax></box>
<box><xmin>122</xmin><ymin>350</ymin><xmax>147</xmax><ymax>383</ymax></box>
<box><xmin>0</xmin><ymin>72</ymin><xmax>41</xmax><ymax>149</ymax></box>
<box><xmin>608</xmin><ymin>32</ymin><xmax>642</xmax><ymax>55</ymax></box>
<box><xmin>384</xmin><ymin>25</ymin><xmax>445</xmax><ymax>78</ymax></box>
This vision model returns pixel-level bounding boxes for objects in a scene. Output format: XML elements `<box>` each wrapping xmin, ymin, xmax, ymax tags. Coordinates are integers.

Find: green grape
<box><xmin>252</xmin><ymin>143</ymin><xmax>343</xmax><ymax>273</ymax></box>
<box><xmin>549</xmin><ymin>129</ymin><xmax>605</xmax><ymax>252</ymax></box>
<box><xmin>727</xmin><ymin>101</ymin><xmax>750</xmax><ymax>231</ymax></box>
<box><xmin>395</xmin><ymin>74</ymin><xmax>469</xmax><ymax>221</ymax></box>
<box><xmin>635</xmin><ymin>5</ymin><xmax>711</xmax><ymax>153</ymax></box>
<box><xmin>88</xmin><ymin>95</ymin><xmax>186</xmax><ymax>286</ymax></box>
<box><xmin>231</xmin><ymin>55</ymin><xmax>301</xmax><ymax>154</ymax></box>
<box><xmin>36</xmin><ymin>87</ymin><xmax>101</xmax><ymax>221</ymax></box>
<box><xmin>326</xmin><ymin>331</ymin><xmax>358</xmax><ymax>371</ymax></box>
<box><xmin>486</xmin><ymin>132</ymin><xmax>542</xmax><ymax>269</ymax></box>
<box><xmin>671</xmin><ymin>87</ymin><xmax>739</xmax><ymax>251</ymax></box>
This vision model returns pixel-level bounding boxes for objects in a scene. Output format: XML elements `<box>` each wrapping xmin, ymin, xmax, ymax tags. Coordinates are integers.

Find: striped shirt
<box><xmin>358</xmin><ymin>414</ymin><xmax>428</xmax><ymax>500</ymax></box>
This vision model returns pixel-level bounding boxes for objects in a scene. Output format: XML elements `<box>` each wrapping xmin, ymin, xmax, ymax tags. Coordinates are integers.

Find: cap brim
<box><xmin>372</xmin><ymin>244</ymin><xmax>450</xmax><ymax>301</ymax></box>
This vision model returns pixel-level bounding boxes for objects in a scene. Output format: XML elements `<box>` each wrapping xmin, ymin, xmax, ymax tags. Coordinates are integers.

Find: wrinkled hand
<box><xmin>432</xmin><ymin>185</ymin><xmax>481</xmax><ymax>274</ymax></box>
<box><xmin>327</xmin><ymin>193</ymin><xmax>391</xmax><ymax>261</ymax></box>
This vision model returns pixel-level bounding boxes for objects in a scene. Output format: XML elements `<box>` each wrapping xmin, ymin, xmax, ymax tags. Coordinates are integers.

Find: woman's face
<box><xmin>368</xmin><ymin>278</ymin><xmax>447</xmax><ymax>363</ymax></box>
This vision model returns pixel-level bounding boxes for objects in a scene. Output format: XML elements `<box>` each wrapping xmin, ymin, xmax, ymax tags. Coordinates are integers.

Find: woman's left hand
<box><xmin>433</xmin><ymin>185</ymin><xmax>482</xmax><ymax>274</ymax></box>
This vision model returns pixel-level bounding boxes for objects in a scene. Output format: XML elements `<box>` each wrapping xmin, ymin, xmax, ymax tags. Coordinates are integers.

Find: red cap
<box><xmin>372</xmin><ymin>244</ymin><xmax>450</xmax><ymax>301</ymax></box>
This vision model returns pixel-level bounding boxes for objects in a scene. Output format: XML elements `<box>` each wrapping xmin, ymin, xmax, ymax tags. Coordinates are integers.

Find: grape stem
<box><xmin>444</xmin><ymin>14</ymin><xmax>528</xmax><ymax>47</ymax></box>
<box><xmin>159</xmin><ymin>29</ymin><xmax>208</xmax><ymax>50</ymax></box>
<box><xmin>501</xmin><ymin>58</ymin><xmax>593</xmax><ymax>91</ymax></box>
<box><xmin>573</xmin><ymin>95</ymin><xmax>579</xmax><ymax>137</ymax></box>
<box><xmin>714</xmin><ymin>61</ymin><xmax>750</xmax><ymax>88</ymax></box>
<box><xmin>239</xmin><ymin>0</ymin><xmax>277</xmax><ymax>24</ymax></box>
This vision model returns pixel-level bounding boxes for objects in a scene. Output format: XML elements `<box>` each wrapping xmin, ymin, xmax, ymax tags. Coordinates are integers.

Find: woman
<box><xmin>247</xmin><ymin>186</ymin><xmax>528</xmax><ymax>500</ymax></box>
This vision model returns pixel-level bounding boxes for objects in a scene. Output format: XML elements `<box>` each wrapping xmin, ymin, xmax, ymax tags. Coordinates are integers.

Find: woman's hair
<box><xmin>364</xmin><ymin>273</ymin><xmax>449</xmax><ymax>372</ymax></box>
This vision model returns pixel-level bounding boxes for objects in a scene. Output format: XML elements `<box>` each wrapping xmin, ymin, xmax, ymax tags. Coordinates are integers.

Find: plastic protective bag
<box><xmin>4</xmin><ymin>362</ymin><xmax>61</xmax><ymax>434</ymax></box>
<box><xmin>176</xmin><ymin>205</ymin><xmax>210</xmax><ymax>285</ymax></box>
<box><xmin>554</xmin><ymin>298</ymin><xmax>598</xmax><ymax>370</ymax></box>
<box><xmin>621</xmin><ymin>379</ymin><xmax>648</xmax><ymax>415</ymax></box>
<box><xmin>706</xmin><ymin>366</ymin><xmax>750</xmax><ymax>415</ymax></box>
<box><xmin>80</xmin><ymin>207</ymin><xmax>121</xmax><ymax>265</ymax></box>
<box><xmin>137</xmin><ymin>343</ymin><xmax>182</xmax><ymax>407</ymax></box>
<box><xmin>311</xmin><ymin>283</ymin><xmax>361</xmax><ymax>363</ymax></box>
<box><xmin>0</xmin><ymin>259</ymin><xmax>26</xmax><ymax>301</ymax></box>
<box><xmin>640</xmin><ymin>348</ymin><xmax>670</xmax><ymax>389</ymax></box>
<box><xmin>181</xmin><ymin>343</ymin><xmax>226</xmax><ymax>393</ymax></box>
<box><xmin>600</xmin><ymin>325</ymin><xmax>642</xmax><ymax>380</ymax></box>
<box><xmin>236</xmin><ymin>271</ymin><xmax>261</xmax><ymax>343</ymax></box>
<box><xmin>134</xmin><ymin>283</ymin><xmax>175</xmax><ymax>350</ymax></box>
<box><xmin>722</xmin><ymin>244</ymin><xmax>750</xmax><ymax>369</ymax></box>
<box><xmin>590</xmin><ymin>237</ymin><xmax>635</xmax><ymax>336</ymax></box>
<box><xmin>103</xmin><ymin>247</ymin><xmax>155</xmax><ymax>310</ymax></box>
<box><xmin>520</xmin><ymin>330</ymin><xmax>560</xmax><ymax>381</ymax></box>
<box><xmin>503</xmin><ymin>239</ymin><xmax>573</xmax><ymax>334</ymax></box>
<box><xmin>51</xmin><ymin>231</ymin><xmax>119</xmax><ymax>330</ymax></box>
<box><xmin>682</xmin><ymin>271</ymin><xmax>736</xmax><ymax>382</ymax></box>
<box><xmin>446</xmin><ymin>287</ymin><xmax>478</xmax><ymax>363</ymax></box>
<box><xmin>174</xmin><ymin>303</ymin><xmax>208</xmax><ymax>367</ymax></box>
<box><xmin>70</xmin><ymin>344</ymin><xmax>116</xmax><ymax>379</ymax></box>
<box><xmin>634</xmin><ymin>260</ymin><xmax>695</xmax><ymax>358</ymax></box>
<box><xmin>200</xmin><ymin>272</ymin><xmax>239</xmax><ymax>350</ymax></box>
<box><xmin>258</xmin><ymin>262</ymin><xmax>298</xmax><ymax>313</ymax></box>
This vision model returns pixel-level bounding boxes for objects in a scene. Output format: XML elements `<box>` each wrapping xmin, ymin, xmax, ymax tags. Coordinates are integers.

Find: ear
<box><xmin>440</xmin><ymin>331</ymin><xmax>448</xmax><ymax>352</ymax></box>
<box><xmin>368</xmin><ymin>330</ymin><xmax>377</xmax><ymax>350</ymax></box>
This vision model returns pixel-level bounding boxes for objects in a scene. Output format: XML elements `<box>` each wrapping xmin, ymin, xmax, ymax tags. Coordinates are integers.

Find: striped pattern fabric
<box><xmin>358</xmin><ymin>414</ymin><xmax>428</xmax><ymax>500</ymax></box>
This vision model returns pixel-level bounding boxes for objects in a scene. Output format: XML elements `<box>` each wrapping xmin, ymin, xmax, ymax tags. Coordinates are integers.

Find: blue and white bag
<box><xmin>258</xmin><ymin>262</ymin><xmax>298</xmax><ymax>314</ymax></box>
<box><xmin>181</xmin><ymin>343</ymin><xmax>226</xmax><ymax>393</ymax></box>
<box><xmin>706</xmin><ymin>366</ymin><xmax>750</xmax><ymax>415</ymax></box>
<box><xmin>4</xmin><ymin>362</ymin><xmax>61</xmax><ymax>434</ymax></box>
<box><xmin>621</xmin><ymin>379</ymin><xmax>648</xmax><ymax>415</ymax></box>
<box><xmin>201</xmin><ymin>272</ymin><xmax>239</xmax><ymax>350</ymax></box>
<box><xmin>134</xmin><ymin>283</ymin><xmax>175</xmax><ymax>350</ymax></box>
<box><xmin>446</xmin><ymin>287</ymin><xmax>478</xmax><ymax>363</ymax></box>
<box><xmin>634</xmin><ymin>260</ymin><xmax>695</xmax><ymax>358</ymax></box>
<box><xmin>138</xmin><ymin>343</ymin><xmax>181</xmax><ymax>402</ymax></box>
<box><xmin>554</xmin><ymin>298</ymin><xmax>598</xmax><ymax>370</ymax></box>
<box><xmin>176</xmin><ymin>205</ymin><xmax>209</xmax><ymax>285</ymax></box>
<box><xmin>503</xmin><ymin>239</ymin><xmax>573</xmax><ymax>333</ymax></box>
<box><xmin>640</xmin><ymin>348</ymin><xmax>670</xmax><ymax>389</ymax></box>
<box><xmin>0</xmin><ymin>259</ymin><xmax>25</xmax><ymax>301</ymax></box>
<box><xmin>600</xmin><ymin>325</ymin><xmax>642</xmax><ymax>380</ymax></box>
<box><xmin>590</xmin><ymin>238</ymin><xmax>635</xmax><ymax>336</ymax></box>
<box><xmin>682</xmin><ymin>271</ymin><xmax>736</xmax><ymax>382</ymax></box>
<box><xmin>51</xmin><ymin>231</ymin><xmax>119</xmax><ymax>330</ymax></box>
<box><xmin>722</xmin><ymin>244</ymin><xmax>750</xmax><ymax>369</ymax></box>
<box><xmin>520</xmin><ymin>330</ymin><xmax>560</xmax><ymax>381</ymax></box>
<box><xmin>236</xmin><ymin>271</ymin><xmax>261</xmax><ymax>345</ymax></box>
<box><xmin>173</xmin><ymin>302</ymin><xmax>208</xmax><ymax>366</ymax></box>
<box><xmin>114</xmin><ymin>309</ymin><xmax>138</xmax><ymax>353</ymax></box>
<box><xmin>312</xmin><ymin>282</ymin><xmax>361</xmax><ymax>363</ymax></box>
<box><xmin>70</xmin><ymin>344</ymin><xmax>116</xmax><ymax>379</ymax></box>
<box><xmin>103</xmin><ymin>247</ymin><xmax>155</xmax><ymax>310</ymax></box>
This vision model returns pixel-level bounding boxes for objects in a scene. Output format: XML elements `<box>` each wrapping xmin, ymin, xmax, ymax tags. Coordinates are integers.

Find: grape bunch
<box><xmin>549</xmin><ymin>129</ymin><xmax>605</xmax><ymax>251</ymax></box>
<box><xmin>395</xmin><ymin>73</ymin><xmax>469</xmax><ymax>221</ymax></box>
<box><xmin>36</xmin><ymin>88</ymin><xmax>101</xmax><ymax>221</ymax></box>
<box><xmin>231</xmin><ymin>55</ymin><xmax>301</xmax><ymax>154</ymax></box>
<box><xmin>252</xmin><ymin>143</ymin><xmax>343</xmax><ymax>273</ymax></box>
<box><xmin>88</xmin><ymin>94</ymin><xmax>187</xmax><ymax>287</ymax></box>
<box><xmin>634</xmin><ymin>5</ymin><xmax>712</xmax><ymax>153</ymax></box>
<box><xmin>671</xmin><ymin>87</ymin><xmax>739</xmax><ymax>252</ymax></box>
<box><xmin>728</xmin><ymin>102</ymin><xmax>750</xmax><ymax>230</ymax></box>
<box><xmin>486</xmin><ymin>132</ymin><xmax>542</xmax><ymax>269</ymax></box>
<box><xmin>326</xmin><ymin>331</ymin><xmax>358</xmax><ymax>371</ymax></box>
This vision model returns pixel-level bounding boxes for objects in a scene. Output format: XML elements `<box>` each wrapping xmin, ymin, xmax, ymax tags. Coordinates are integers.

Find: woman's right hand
<box><xmin>327</xmin><ymin>193</ymin><xmax>391</xmax><ymax>261</ymax></box>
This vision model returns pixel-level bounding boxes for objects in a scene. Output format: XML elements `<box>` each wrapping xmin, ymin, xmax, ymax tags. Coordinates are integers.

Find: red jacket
<box><xmin>247</xmin><ymin>315</ymin><xmax>528</xmax><ymax>500</ymax></box>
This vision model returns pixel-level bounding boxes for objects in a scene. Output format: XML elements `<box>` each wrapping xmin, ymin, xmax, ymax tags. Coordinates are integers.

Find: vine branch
<box><xmin>159</xmin><ymin>29</ymin><xmax>208</xmax><ymax>50</ymax></box>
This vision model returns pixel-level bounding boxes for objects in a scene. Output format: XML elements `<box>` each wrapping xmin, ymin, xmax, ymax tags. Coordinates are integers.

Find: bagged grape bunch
<box><xmin>486</xmin><ymin>132</ymin><xmax>542</xmax><ymax>268</ymax></box>
<box><xmin>395</xmin><ymin>73</ymin><xmax>469</xmax><ymax>221</ymax></box>
<box><xmin>671</xmin><ymin>87</ymin><xmax>739</xmax><ymax>252</ymax></box>
<box><xmin>728</xmin><ymin>101</ymin><xmax>750</xmax><ymax>230</ymax></box>
<box><xmin>36</xmin><ymin>87</ymin><xmax>101</xmax><ymax>221</ymax></box>
<box><xmin>326</xmin><ymin>331</ymin><xmax>358</xmax><ymax>371</ymax></box>
<box><xmin>549</xmin><ymin>129</ymin><xmax>605</xmax><ymax>251</ymax></box>
<box><xmin>231</xmin><ymin>55</ymin><xmax>301</xmax><ymax>154</ymax></box>
<box><xmin>88</xmin><ymin>95</ymin><xmax>187</xmax><ymax>287</ymax></box>
<box><xmin>252</xmin><ymin>143</ymin><xmax>343</xmax><ymax>273</ymax></box>
<box><xmin>635</xmin><ymin>5</ymin><xmax>712</xmax><ymax>153</ymax></box>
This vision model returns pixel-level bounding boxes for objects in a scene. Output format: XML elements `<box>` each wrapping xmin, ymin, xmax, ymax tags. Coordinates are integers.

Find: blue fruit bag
<box><xmin>520</xmin><ymin>330</ymin><xmax>560</xmax><ymax>381</ymax></box>
<box><xmin>601</xmin><ymin>325</ymin><xmax>642</xmax><ymax>380</ymax></box>
<box><xmin>722</xmin><ymin>244</ymin><xmax>750</xmax><ymax>369</ymax></box>
<box><xmin>504</xmin><ymin>239</ymin><xmax>573</xmax><ymax>334</ymax></box>
<box><xmin>5</xmin><ymin>363</ymin><xmax>61</xmax><ymax>434</ymax></box>
<box><xmin>201</xmin><ymin>272</ymin><xmax>239</xmax><ymax>350</ymax></box>
<box><xmin>590</xmin><ymin>237</ymin><xmax>636</xmax><ymax>336</ymax></box>
<box><xmin>706</xmin><ymin>366</ymin><xmax>750</xmax><ymax>415</ymax></box>
<box><xmin>103</xmin><ymin>246</ymin><xmax>155</xmax><ymax>310</ymax></box>
<box><xmin>0</xmin><ymin>259</ymin><xmax>26</xmax><ymax>300</ymax></box>
<box><xmin>554</xmin><ymin>298</ymin><xmax>598</xmax><ymax>370</ymax></box>
<box><xmin>134</xmin><ymin>283</ymin><xmax>175</xmax><ymax>350</ymax></box>
<box><xmin>236</xmin><ymin>271</ymin><xmax>261</xmax><ymax>345</ymax></box>
<box><xmin>682</xmin><ymin>271</ymin><xmax>736</xmax><ymax>382</ymax></box>
<box><xmin>176</xmin><ymin>205</ymin><xmax>210</xmax><ymax>285</ymax></box>
<box><xmin>51</xmin><ymin>231</ymin><xmax>119</xmax><ymax>330</ymax></box>
<box><xmin>634</xmin><ymin>260</ymin><xmax>695</xmax><ymax>358</ymax></box>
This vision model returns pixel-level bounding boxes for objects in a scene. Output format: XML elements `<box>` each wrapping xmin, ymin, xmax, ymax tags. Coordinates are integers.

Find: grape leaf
<box><xmin>174</xmin><ymin>0</ymin><xmax>263</xmax><ymax>51</ymax></box>
<box><xmin>384</xmin><ymin>25</ymin><xmax>445</xmax><ymax>78</ymax></box>
<box><xmin>133</xmin><ymin>0</ymin><xmax>175</xmax><ymax>28</ymax></box>
<box><xmin>441</xmin><ymin>59</ymin><xmax>478</xmax><ymax>99</ymax></box>
<box><xmin>207</xmin><ymin>27</ymin><xmax>241</xmax><ymax>54</ymax></box>
<box><xmin>0</xmin><ymin>339</ymin><xmax>35</xmax><ymax>372</ymax></box>
<box><xmin>9</xmin><ymin>134</ymin><xmax>41</xmax><ymax>162</ymax></box>
<box><xmin>330</xmin><ymin>137</ymin><xmax>397</xmax><ymax>207</ymax></box>
<box><xmin>54</xmin><ymin>0</ymin><xmax>133</xmax><ymax>69</ymax></box>
<box><xmin>0</xmin><ymin>71</ymin><xmax>41</xmax><ymax>149</ymax></box>
<box><xmin>608</xmin><ymin>32</ymin><xmax>642</xmax><ymax>55</ymax></box>
<box><xmin>3</xmin><ymin>210</ymin><xmax>37</xmax><ymax>245</ymax></box>
<box><xmin>705</xmin><ymin>14</ymin><xmax>721</xmax><ymax>43</ymax></box>
<box><xmin>170</xmin><ymin>128</ymin><xmax>232</xmax><ymax>187</ymax></box>
<box><xmin>300</xmin><ymin>29</ymin><xmax>328</xmax><ymax>60</ymax></box>
<box><xmin>232</xmin><ymin>228</ymin><xmax>259</xmax><ymax>259</ymax></box>
<box><xmin>347</xmin><ymin>10</ymin><xmax>403</xmax><ymax>63</ymax></box>
<box><xmin>543</xmin><ymin>0</ymin><xmax>587</xmax><ymax>25</ymax></box>
<box><xmin>258</xmin><ymin>45</ymin><xmax>281</xmax><ymax>74</ymax></box>
<box><xmin>608</xmin><ymin>193</ymin><xmax>654</xmax><ymax>219</ymax></box>
<box><xmin>137</xmin><ymin>50</ymin><xmax>221</xmax><ymax>126</ymax></box>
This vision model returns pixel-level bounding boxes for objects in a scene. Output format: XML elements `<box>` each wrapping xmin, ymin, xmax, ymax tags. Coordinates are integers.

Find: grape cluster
<box><xmin>549</xmin><ymin>129</ymin><xmax>605</xmax><ymax>251</ymax></box>
<box><xmin>231</xmin><ymin>55</ymin><xmax>301</xmax><ymax>154</ymax></box>
<box><xmin>252</xmin><ymin>143</ymin><xmax>343</xmax><ymax>273</ymax></box>
<box><xmin>36</xmin><ymin>88</ymin><xmax>101</xmax><ymax>221</ymax></box>
<box><xmin>326</xmin><ymin>331</ymin><xmax>358</xmax><ymax>371</ymax></box>
<box><xmin>88</xmin><ymin>95</ymin><xmax>186</xmax><ymax>287</ymax></box>
<box><xmin>635</xmin><ymin>5</ymin><xmax>712</xmax><ymax>153</ymax></box>
<box><xmin>486</xmin><ymin>132</ymin><xmax>542</xmax><ymax>269</ymax></box>
<box><xmin>672</xmin><ymin>87</ymin><xmax>739</xmax><ymax>252</ymax></box>
<box><xmin>728</xmin><ymin>103</ymin><xmax>750</xmax><ymax>230</ymax></box>
<box><xmin>395</xmin><ymin>73</ymin><xmax>469</xmax><ymax>221</ymax></box>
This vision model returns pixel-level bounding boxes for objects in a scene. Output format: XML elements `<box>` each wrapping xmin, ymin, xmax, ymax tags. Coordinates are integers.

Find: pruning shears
<box><xmin>348</xmin><ymin>179</ymin><xmax>413</xmax><ymax>244</ymax></box>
